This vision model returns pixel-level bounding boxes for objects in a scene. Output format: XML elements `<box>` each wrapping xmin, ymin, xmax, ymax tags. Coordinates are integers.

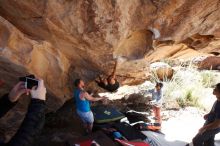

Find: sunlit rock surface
<box><xmin>199</xmin><ymin>56</ymin><xmax>220</xmax><ymax>70</ymax></box>
<box><xmin>0</xmin><ymin>0</ymin><xmax>220</xmax><ymax>111</ymax></box>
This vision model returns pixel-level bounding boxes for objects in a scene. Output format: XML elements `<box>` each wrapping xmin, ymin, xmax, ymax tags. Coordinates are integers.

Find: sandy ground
<box><xmin>161</xmin><ymin>107</ymin><xmax>220</xmax><ymax>146</ymax></box>
<box><xmin>99</xmin><ymin>81</ymin><xmax>220</xmax><ymax>145</ymax></box>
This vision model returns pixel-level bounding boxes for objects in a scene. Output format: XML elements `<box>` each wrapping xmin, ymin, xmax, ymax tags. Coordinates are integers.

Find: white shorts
<box><xmin>77</xmin><ymin>110</ymin><xmax>94</xmax><ymax>124</ymax></box>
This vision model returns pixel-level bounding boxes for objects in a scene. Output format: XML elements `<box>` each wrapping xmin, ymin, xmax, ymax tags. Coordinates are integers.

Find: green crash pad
<box><xmin>92</xmin><ymin>106</ymin><xmax>125</xmax><ymax>124</ymax></box>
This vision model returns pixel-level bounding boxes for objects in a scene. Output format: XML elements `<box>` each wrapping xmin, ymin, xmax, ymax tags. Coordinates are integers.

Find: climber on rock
<box><xmin>95</xmin><ymin>60</ymin><xmax>120</xmax><ymax>92</ymax></box>
<box><xmin>0</xmin><ymin>78</ymin><xmax>46</xmax><ymax>146</ymax></box>
<box><xmin>74</xmin><ymin>79</ymin><xmax>106</xmax><ymax>134</ymax></box>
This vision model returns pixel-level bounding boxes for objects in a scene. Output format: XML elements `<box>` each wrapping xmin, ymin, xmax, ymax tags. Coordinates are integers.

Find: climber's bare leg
<box><xmin>110</xmin><ymin>60</ymin><xmax>118</xmax><ymax>79</ymax></box>
<box><xmin>96</xmin><ymin>75</ymin><xmax>108</xmax><ymax>86</ymax></box>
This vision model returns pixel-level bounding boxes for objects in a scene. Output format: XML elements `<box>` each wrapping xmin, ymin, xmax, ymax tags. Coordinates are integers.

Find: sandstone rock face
<box><xmin>146</xmin><ymin>44</ymin><xmax>210</xmax><ymax>62</ymax></box>
<box><xmin>199</xmin><ymin>56</ymin><xmax>220</xmax><ymax>70</ymax></box>
<box><xmin>0</xmin><ymin>0</ymin><xmax>220</xmax><ymax>111</ymax></box>
<box><xmin>114</xmin><ymin>30</ymin><xmax>154</xmax><ymax>60</ymax></box>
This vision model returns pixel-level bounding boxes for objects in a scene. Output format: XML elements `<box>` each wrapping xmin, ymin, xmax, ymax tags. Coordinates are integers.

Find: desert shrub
<box><xmin>201</xmin><ymin>71</ymin><xmax>217</xmax><ymax>88</ymax></box>
<box><xmin>177</xmin><ymin>89</ymin><xmax>200</xmax><ymax>108</ymax></box>
<box><xmin>150</xmin><ymin>70</ymin><xmax>160</xmax><ymax>83</ymax></box>
<box><xmin>159</xmin><ymin>60</ymin><xmax>220</xmax><ymax>110</ymax></box>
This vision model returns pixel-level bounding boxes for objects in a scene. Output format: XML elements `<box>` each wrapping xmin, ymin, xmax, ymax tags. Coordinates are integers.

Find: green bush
<box><xmin>176</xmin><ymin>97</ymin><xmax>186</xmax><ymax>108</ymax></box>
<box><xmin>201</xmin><ymin>71</ymin><xmax>216</xmax><ymax>88</ymax></box>
<box><xmin>177</xmin><ymin>89</ymin><xmax>200</xmax><ymax>108</ymax></box>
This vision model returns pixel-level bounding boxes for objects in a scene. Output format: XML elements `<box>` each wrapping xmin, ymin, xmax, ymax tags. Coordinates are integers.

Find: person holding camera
<box><xmin>0</xmin><ymin>79</ymin><xmax>46</xmax><ymax>146</ymax></box>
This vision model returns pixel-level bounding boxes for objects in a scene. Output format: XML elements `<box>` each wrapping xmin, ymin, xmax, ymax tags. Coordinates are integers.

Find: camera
<box><xmin>19</xmin><ymin>75</ymin><xmax>38</xmax><ymax>89</ymax></box>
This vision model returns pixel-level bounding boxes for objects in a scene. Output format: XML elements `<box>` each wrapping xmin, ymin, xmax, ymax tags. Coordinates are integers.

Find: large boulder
<box><xmin>113</xmin><ymin>30</ymin><xmax>154</xmax><ymax>60</ymax></box>
<box><xmin>199</xmin><ymin>56</ymin><xmax>220</xmax><ymax>70</ymax></box>
<box><xmin>150</xmin><ymin>62</ymin><xmax>174</xmax><ymax>81</ymax></box>
<box><xmin>1</xmin><ymin>1</ymin><xmax>220</xmax><ymax>144</ymax></box>
<box><xmin>146</xmin><ymin>44</ymin><xmax>210</xmax><ymax>62</ymax></box>
<box><xmin>0</xmin><ymin>0</ymin><xmax>220</xmax><ymax>111</ymax></box>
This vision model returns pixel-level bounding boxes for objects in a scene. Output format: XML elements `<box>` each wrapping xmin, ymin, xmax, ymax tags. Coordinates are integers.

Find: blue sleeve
<box><xmin>146</xmin><ymin>89</ymin><xmax>154</xmax><ymax>94</ymax></box>
<box><xmin>157</xmin><ymin>91</ymin><xmax>163</xmax><ymax>101</ymax></box>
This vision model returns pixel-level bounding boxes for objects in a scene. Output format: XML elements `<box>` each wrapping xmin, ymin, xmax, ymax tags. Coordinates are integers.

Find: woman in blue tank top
<box><xmin>73</xmin><ymin>79</ymin><xmax>105</xmax><ymax>133</ymax></box>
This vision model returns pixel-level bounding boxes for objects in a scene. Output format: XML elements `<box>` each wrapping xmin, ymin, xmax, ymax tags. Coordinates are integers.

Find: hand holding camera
<box><xmin>30</xmin><ymin>79</ymin><xmax>46</xmax><ymax>101</ymax></box>
<box><xmin>19</xmin><ymin>75</ymin><xmax>38</xmax><ymax>89</ymax></box>
<box><xmin>9</xmin><ymin>75</ymin><xmax>47</xmax><ymax>102</ymax></box>
<box><xmin>9</xmin><ymin>82</ymin><xmax>29</xmax><ymax>102</ymax></box>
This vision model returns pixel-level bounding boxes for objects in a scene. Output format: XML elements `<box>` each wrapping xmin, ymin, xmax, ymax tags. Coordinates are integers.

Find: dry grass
<box><xmin>151</xmin><ymin>60</ymin><xmax>220</xmax><ymax>110</ymax></box>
